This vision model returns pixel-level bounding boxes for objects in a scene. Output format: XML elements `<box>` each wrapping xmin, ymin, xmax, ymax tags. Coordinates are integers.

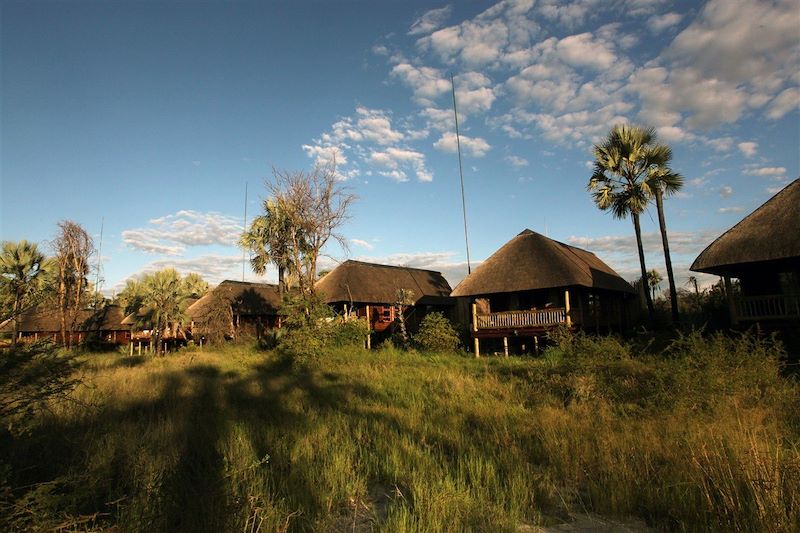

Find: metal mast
<box><xmin>451</xmin><ymin>72</ymin><xmax>472</xmax><ymax>275</ymax></box>
<box><xmin>94</xmin><ymin>217</ymin><xmax>104</xmax><ymax>308</ymax></box>
<box><xmin>242</xmin><ymin>182</ymin><xmax>248</xmax><ymax>282</ymax></box>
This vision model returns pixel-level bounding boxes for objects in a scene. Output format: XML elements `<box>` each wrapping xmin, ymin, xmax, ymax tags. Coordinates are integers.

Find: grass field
<box><xmin>2</xmin><ymin>332</ymin><xmax>799</xmax><ymax>532</ymax></box>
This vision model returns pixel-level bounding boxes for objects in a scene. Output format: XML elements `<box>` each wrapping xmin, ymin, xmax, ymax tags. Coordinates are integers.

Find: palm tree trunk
<box><xmin>11</xmin><ymin>291</ymin><xmax>20</xmax><ymax>347</ymax></box>
<box><xmin>655</xmin><ymin>189</ymin><xmax>679</xmax><ymax>323</ymax></box>
<box><xmin>278</xmin><ymin>265</ymin><xmax>285</xmax><ymax>297</ymax></box>
<box><xmin>632</xmin><ymin>213</ymin><xmax>654</xmax><ymax>321</ymax></box>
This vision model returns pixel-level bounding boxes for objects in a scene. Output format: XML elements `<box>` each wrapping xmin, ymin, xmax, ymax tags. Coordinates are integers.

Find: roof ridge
<box><xmin>343</xmin><ymin>259</ymin><xmax>444</xmax><ymax>275</ymax></box>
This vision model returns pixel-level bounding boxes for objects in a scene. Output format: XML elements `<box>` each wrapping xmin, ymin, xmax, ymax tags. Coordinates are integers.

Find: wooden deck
<box><xmin>475</xmin><ymin>308</ymin><xmax>567</xmax><ymax>333</ymax></box>
<box><xmin>735</xmin><ymin>295</ymin><xmax>800</xmax><ymax>321</ymax></box>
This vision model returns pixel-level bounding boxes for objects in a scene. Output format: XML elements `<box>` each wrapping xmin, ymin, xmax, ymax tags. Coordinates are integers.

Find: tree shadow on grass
<box><xmin>2</xmin><ymin>355</ymin><xmax>390</xmax><ymax>532</ymax></box>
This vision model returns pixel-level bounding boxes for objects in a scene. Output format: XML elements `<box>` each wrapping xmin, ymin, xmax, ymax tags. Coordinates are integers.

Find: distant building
<box><xmin>691</xmin><ymin>178</ymin><xmax>799</xmax><ymax>326</ymax></box>
<box><xmin>315</xmin><ymin>260</ymin><xmax>454</xmax><ymax>335</ymax></box>
<box><xmin>0</xmin><ymin>304</ymin><xmax>131</xmax><ymax>345</ymax></box>
<box><xmin>451</xmin><ymin>229</ymin><xmax>635</xmax><ymax>356</ymax></box>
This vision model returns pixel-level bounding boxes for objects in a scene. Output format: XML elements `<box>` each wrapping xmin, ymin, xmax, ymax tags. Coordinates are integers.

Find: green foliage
<box><xmin>0</xmin><ymin>342</ymin><xmax>81</xmax><ymax>435</ymax></box>
<box><xmin>277</xmin><ymin>293</ymin><xmax>369</xmax><ymax>365</ymax></box>
<box><xmin>413</xmin><ymin>312</ymin><xmax>461</xmax><ymax>353</ymax></box>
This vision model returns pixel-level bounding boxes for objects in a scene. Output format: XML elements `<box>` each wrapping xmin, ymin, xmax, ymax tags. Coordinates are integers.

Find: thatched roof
<box><xmin>691</xmin><ymin>179</ymin><xmax>800</xmax><ymax>275</ymax></box>
<box><xmin>315</xmin><ymin>260</ymin><xmax>453</xmax><ymax>305</ymax></box>
<box><xmin>187</xmin><ymin>280</ymin><xmax>281</xmax><ymax>320</ymax></box>
<box><xmin>0</xmin><ymin>304</ymin><xmax>130</xmax><ymax>333</ymax></box>
<box><xmin>451</xmin><ymin>229</ymin><xmax>634</xmax><ymax>297</ymax></box>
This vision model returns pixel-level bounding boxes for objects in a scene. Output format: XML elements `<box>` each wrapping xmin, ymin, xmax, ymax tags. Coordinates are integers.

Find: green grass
<box><xmin>2</xmin><ymin>332</ymin><xmax>799</xmax><ymax>532</ymax></box>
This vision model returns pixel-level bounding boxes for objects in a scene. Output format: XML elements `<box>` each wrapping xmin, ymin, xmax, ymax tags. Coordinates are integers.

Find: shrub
<box><xmin>276</xmin><ymin>292</ymin><xmax>369</xmax><ymax>364</ymax></box>
<box><xmin>327</xmin><ymin>318</ymin><xmax>369</xmax><ymax>348</ymax></box>
<box><xmin>414</xmin><ymin>312</ymin><xmax>460</xmax><ymax>353</ymax></box>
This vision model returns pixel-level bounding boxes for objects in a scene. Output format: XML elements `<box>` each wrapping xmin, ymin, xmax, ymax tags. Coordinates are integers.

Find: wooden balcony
<box><xmin>476</xmin><ymin>308</ymin><xmax>567</xmax><ymax>331</ymax></box>
<box><xmin>735</xmin><ymin>295</ymin><xmax>800</xmax><ymax>321</ymax></box>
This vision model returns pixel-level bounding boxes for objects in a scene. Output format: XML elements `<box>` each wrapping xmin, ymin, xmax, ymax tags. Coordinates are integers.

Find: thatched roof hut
<box><xmin>451</xmin><ymin>229</ymin><xmax>634</xmax><ymax>297</ymax></box>
<box><xmin>0</xmin><ymin>305</ymin><xmax>130</xmax><ymax>333</ymax></box>
<box><xmin>315</xmin><ymin>260</ymin><xmax>452</xmax><ymax>305</ymax></box>
<box><xmin>187</xmin><ymin>281</ymin><xmax>281</xmax><ymax>320</ymax></box>
<box><xmin>691</xmin><ymin>178</ymin><xmax>800</xmax><ymax>276</ymax></box>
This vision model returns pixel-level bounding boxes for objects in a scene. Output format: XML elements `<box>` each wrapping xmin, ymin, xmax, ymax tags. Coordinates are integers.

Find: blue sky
<box><xmin>2</xmin><ymin>0</ymin><xmax>798</xmax><ymax>295</ymax></box>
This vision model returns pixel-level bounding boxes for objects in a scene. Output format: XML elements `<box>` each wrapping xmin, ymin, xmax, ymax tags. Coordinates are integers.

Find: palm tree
<box><xmin>588</xmin><ymin>125</ymin><xmax>662</xmax><ymax>320</ymax></box>
<box><xmin>0</xmin><ymin>241</ymin><xmax>47</xmax><ymax>346</ymax></box>
<box><xmin>647</xmin><ymin>269</ymin><xmax>663</xmax><ymax>301</ymax></box>
<box><xmin>240</xmin><ymin>198</ymin><xmax>297</xmax><ymax>297</ymax></box>
<box><xmin>687</xmin><ymin>275</ymin><xmax>700</xmax><ymax>296</ymax></box>
<box><xmin>647</xmin><ymin>164</ymin><xmax>684</xmax><ymax>323</ymax></box>
<box><xmin>139</xmin><ymin>269</ymin><xmax>190</xmax><ymax>355</ymax></box>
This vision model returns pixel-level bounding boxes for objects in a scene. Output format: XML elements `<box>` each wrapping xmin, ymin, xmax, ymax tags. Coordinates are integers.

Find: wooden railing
<box><xmin>476</xmin><ymin>308</ymin><xmax>566</xmax><ymax>330</ymax></box>
<box><xmin>736</xmin><ymin>295</ymin><xmax>800</xmax><ymax>321</ymax></box>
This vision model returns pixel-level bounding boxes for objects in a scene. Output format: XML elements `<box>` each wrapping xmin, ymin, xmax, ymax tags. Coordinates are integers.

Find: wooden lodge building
<box><xmin>691</xmin><ymin>178</ymin><xmax>799</xmax><ymax>327</ymax></box>
<box><xmin>186</xmin><ymin>280</ymin><xmax>282</xmax><ymax>341</ymax></box>
<box><xmin>315</xmin><ymin>260</ymin><xmax>454</xmax><ymax>342</ymax></box>
<box><xmin>451</xmin><ymin>229</ymin><xmax>635</xmax><ymax>356</ymax></box>
<box><xmin>0</xmin><ymin>304</ymin><xmax>131</xmax><ymax>345</ymax></box>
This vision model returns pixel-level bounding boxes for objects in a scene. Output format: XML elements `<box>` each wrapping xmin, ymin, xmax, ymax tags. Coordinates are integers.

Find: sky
<box><xmin>1</xmin><ymin>0</ymin><xmax>798</xmax><ymax>296</ymax></box>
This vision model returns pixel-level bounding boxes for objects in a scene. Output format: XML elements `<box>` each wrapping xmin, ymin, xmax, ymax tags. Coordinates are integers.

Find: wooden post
<box><xmin>534</xmin><ymin>335</ymin><xmax>539</xmax><ymax>354</ymax></box>
<box><xmin>365</xmin><ymin>305</ymin><xmax>371</xmax><ymax>350</ymax></box>
<box><xmin>724</xmin><ymin>276</ymin><xmax>738</xmax><ymax>325</ymax></box>
<box><xmin>503</xmin><ymin>336</ymin><xmax>509</xmax><ymax>357</ymax></box>
<box><xmin>564</xmin><ymin>289</ymin><xmax>572</xmax><ymax>327</ymax></box>
<box><xmin>472</xmin><ymin>302</ymin><xmax>480</xmax><ymax>358</ymax></box>
<box><xmin>34</xmin><ymin>332</ymin><xmax>38</xmax><ymax>342</ymax></box>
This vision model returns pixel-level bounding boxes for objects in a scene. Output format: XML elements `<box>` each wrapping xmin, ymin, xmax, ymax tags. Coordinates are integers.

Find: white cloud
<box><xmin>350</xmin><ymin>238</ymin><xmax>375</xmax><ymax>250</ymax></box>
<box><xmin>737</xmin><ymin>142</ymin><xmax>758</xmax><ymax>158</ymax></box>
<box><xmin>767</xmin><ymin>87</ymin><xmax>800</xmax><ymax>119</ymax></box>
<box><xmin>718</xmin><ymin>186</ymin><xmax>733</xmax><ymax>198</ymax></box>
<box><xmin>113</xmin><ymin>254</ymin><xmax>248</xmax><ymax>293</ymax></box>
<box><xmin>302</xmin><ymin>143</ymin><xmax>349</xmax><ymax>169</ymax></box>
<box><xmin>647</xmin><ymin>12</ymin><xmax>682</xmax><ymax>32</ymax></box>
<box><xmin>568</xmin><ymin>229</ymin><xmax>720</xmax><ymax>257</ymax></box>
<box><xmin>390</xmin><ymin>62</ymin><xmax>451</xmax><ymax>105</ymax></box>
<box><xmin>718</xmin><ymin>206</ymin><xmax>745</xmax><ymax>214</ymax></box>
<box><xmin>369</xmin><ymin>147</ymin><xmax>433</xmax><ymax>182</ymax></box>
<box><xmin>504</xmin><ymin>155</ymin><xmax>529</xmax><ymax>167</ymax></box>
<box><xmin>744</xmin><ymin>166</ymin><xmax>787</xmax><ymax>176</ymax></box>
<box><xmin>433</xmin><ymin>132</ymin><xmax>491</xmax><ymax>157</ymax></box>
<box><xmin>122</xmin><ymin>210</ymin><xmax>242</xmax><ymax>255</ymax></box>
<box><xmin>557</xmin><ymin>33</ymin><xmax>617</xmax><ymax>71</ymax></box>
<box><xmin>408</xmin><ymin>5</ymin><xmax>453</xmax><ymax>36</ymax></box>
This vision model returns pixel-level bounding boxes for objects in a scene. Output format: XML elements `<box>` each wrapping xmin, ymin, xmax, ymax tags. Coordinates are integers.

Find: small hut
<box><xmin>186</xmin><ymin>280</ymin><xmax>282</xmax><ymax>340</ymax></box>
<box><xmin>0</xmin><ymin>304</ymin><xmax>131</xmax><ymax>345</ymax></box>
<box><xmin>315</xmin><ymin>260</ymin><xmax>453</xmax><ymax>336</ymax></box>
<box><xmin>691</xmin><ymin>178</ymin><xmax>799</xmax><ymax>325</ymax></box>
<box><xmin>451</xmin><ymin>229</ymin><xmax>635</xmax><ymax>356</ymax></box>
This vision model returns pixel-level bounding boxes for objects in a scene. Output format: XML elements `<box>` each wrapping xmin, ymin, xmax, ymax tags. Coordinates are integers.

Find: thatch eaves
<box><xmin>451</xmin><ymin>229</ymin><xmax>634</xmax><ymax>297</ymax></box>
<box><xmin>187</xmin><ymin>280</ymin><xmax>282</xmax><ymax>320</ymax></box>
<box><xmin>691</xmin><ymin>178</ymin><xmax>800</xmax><ymax>275</ymax></box>
<box><xmin>0</xmin><ymin>304</ymin><xmax>130</xmax><ymax>333</ymax></box>
<box><xmin>315</xmin><ymin>260</ymin><xmax>452</xmax><ymax>305</ymax></box>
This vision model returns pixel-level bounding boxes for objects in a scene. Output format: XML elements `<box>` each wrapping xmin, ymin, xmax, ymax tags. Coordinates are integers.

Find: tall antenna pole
<box><xmin>451</xmin><ymin>72</ymin><xmax>472</xmax><ymax>275</ymax></box>
<box><xmin>242</xmin><ymin>182</ymin><xmax>248</xmax><ymax>282</ymax></box>
<box><xmin>94</xmin><ymin>217</ymin><xmax>104</xmax><ymax>309</ymax></box>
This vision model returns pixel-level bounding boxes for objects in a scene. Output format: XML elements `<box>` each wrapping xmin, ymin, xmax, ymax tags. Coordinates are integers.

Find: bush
<box><xmin>327</xmin><ymin>318</ymin><xmax>369</xmax><ymax>348</ymax></box>
<box><xmin>413</xmin><ymin>312</ymin><xmax>460</xmax><ymax>353</ymax></box>
<box><xmin>276</xmin><ymin>293</ymin><xmax>369</xmax><ymax>364</ymax></box>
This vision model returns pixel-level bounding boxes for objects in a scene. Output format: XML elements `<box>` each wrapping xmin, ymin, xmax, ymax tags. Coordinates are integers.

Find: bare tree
<box><xmin>267</xmin><ymin>165</ymin><xmax>356</xmax><ymax>296</ymax></box>
<box><xmin>52</xmin><ymin>221</ymin><xmax>94</xmax><ymax>347</ymax></box>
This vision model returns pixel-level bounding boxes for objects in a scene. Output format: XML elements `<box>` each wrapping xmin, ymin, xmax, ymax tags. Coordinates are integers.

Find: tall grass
<box><xmin>1</xmin><ymin>332</ymin><xmax>797</xmax><ymax>531</ymax></box>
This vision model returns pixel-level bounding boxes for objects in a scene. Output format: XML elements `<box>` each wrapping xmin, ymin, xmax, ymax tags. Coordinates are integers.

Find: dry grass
<box><xmin>1</xmin><ymin>332</ymin><xmax>798</xmax><ymax>532</ymax></box>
